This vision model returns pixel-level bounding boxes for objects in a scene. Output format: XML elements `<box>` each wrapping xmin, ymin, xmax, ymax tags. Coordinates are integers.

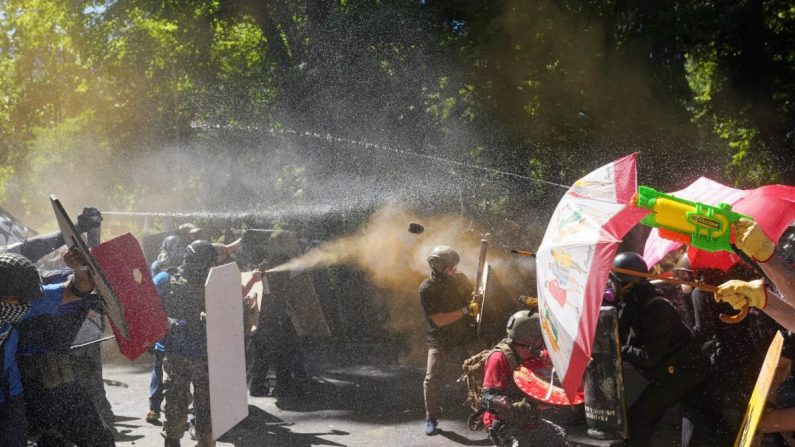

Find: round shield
<box><xmin>513</xmin><ymin>353</ymin><xmax>585</xmax><ymax>406</ymax></box>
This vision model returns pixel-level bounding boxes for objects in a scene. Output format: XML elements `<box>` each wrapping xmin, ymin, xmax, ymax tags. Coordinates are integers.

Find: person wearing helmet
<box><xmin>0</xmin><ymin>249</ymin><xmax>95</xmax><ymax>447</ymax></box>
<box><xmin>146</xmin><ymin>234</ymin><xmax>188</xmax><ymax>424</ymax></box>
<box><xmin>420</xmin><ymin>245</ymin><xmax>481</xmax><ymax>436</ymax></box>
<box><xmin>150</xmin><ymin>235</ymin><xmax>186</xmax><ymax>277</ymax></box>
<box><xmin>480</xmin><ymin>311</ymin><xmax>565</xmax><ymax>446</ymax></box>
<box><xmin>157</xmin><ymin>240</ymin><xmax>219</xmax><ymax>447</ymax></box>
<box><xmin>610</xmin><ymin>251</ymin><xmax>723</xmax><ymax>447</ymax></box>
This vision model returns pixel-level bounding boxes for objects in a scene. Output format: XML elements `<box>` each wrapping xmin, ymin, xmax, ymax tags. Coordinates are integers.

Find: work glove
<box><xmin>511</xmin><ymin>398</ymin><xmax>534</xmax><ymax>420</ymax></box>
<box><xmin>734</xmin><ymin>219</ymin><xmax>775</xmax><ymax>262</ymax></box>
<box><xmin>715</xmin><ymin>279</ymin><xmax>767</xmax><ymax>310</ymax></box>
<box><xmin>75</xmin><ymin>207</ymin><xmax>103</xmax><ymax>234</ymax></box>
<box><xmin>467</xmin><ymin>301</ymin><xmax>480</xmax><ymax>318</ymax></box>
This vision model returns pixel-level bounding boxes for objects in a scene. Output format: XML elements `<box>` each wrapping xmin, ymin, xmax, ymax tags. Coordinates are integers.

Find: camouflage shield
<box><xmin>249</xmin><ymin>231</ymin><xmax>331</xmax><ymax>337</ymax></box>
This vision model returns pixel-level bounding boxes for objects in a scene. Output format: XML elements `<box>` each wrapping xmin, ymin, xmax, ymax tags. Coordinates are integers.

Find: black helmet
<box><xmin>182</xmin><ymin>240</ymin><xmax>217</xmax><ymax>277</ymax></box>
<box><xmin>0</xmin><ymin>252</ymin><xmax>43</xmax><ymax>301</ymax></box>
<box><xmin>162</xmin><ymin>235</ymin><xmax>181</xmax><ymax>255</ymax></box>
<box><xmin>506</xmin><ymin>310</ymin><xmax>542</xmax><ymax>345</ymax></box>
<box><xmin>157</xmin><ymin>235</ymin><xmax>185</xmax><ymax>270</ymax></box>
<box><xmin>427</xmin><ymin>246</ymin><xmax>460</xmax><ymax>272</ymax></box>
<box><xmin>609</xmin><ymin>251</ymin><xmax>648</xmax><ymax>285</ymax></box>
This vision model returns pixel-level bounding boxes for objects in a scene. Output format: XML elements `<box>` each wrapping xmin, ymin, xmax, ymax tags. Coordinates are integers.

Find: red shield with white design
<box><xmin>91</xmin><ymin>233</ymin><xmax>168</xmax><ymax>360</ymax></box>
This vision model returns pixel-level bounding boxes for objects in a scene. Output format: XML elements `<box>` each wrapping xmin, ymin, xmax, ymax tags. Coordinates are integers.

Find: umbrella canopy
<box><xmin>643</xmin><ymin>178</ymin><xmax>795</xmax><ymax>271</ymax></box>
<box><xmin>536</xmin><ymin>153</ymin><xmax>648</xmax><ymax>400</ymax></box>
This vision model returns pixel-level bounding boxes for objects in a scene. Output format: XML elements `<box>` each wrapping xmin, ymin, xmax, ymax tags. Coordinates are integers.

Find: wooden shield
<box><xmin>734</xmin><ymin>331</ymin><xmax>785</xmax><ymax>447</ymax></box>
<box><xmin>51</xmin><ymin>195</ymin><xmax>129</xmax><ymax>339</ymax></box>
<box><xmin>255</xmin><ymin>231</ymin><xmax>331</xmax><ymax>337</ymax></box>
<box><xmin>265</xmin><ymin>270</ymin><xmax>331</xmax><ymax>337</ymax></box>
<box><xmin>206</xmin><ymin>262</ymin><xmax>248</xmax><ymax>439</ymax></box>
<box><xmin>91</xmin><ymin>233</ymin><xmax>168</xmax><ymax>360</ymax></box>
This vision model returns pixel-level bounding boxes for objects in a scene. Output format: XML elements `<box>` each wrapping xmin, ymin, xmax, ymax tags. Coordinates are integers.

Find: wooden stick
<box><xmin>611</xmin><ymin>267</ymin><xmax>748</xmax><ymax>323</ymax></box>
<box><xmin>511</xmin><ymin>249</ymin><xmax>535</xmax><ymax>257</ymax></box>
<box><xmin>611</xmin><ymin>267</ymin><xmax>718</xmax><ymax>293</ymax></box>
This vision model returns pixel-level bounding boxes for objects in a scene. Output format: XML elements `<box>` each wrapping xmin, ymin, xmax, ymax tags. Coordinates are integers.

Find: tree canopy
<box><xmin>1</xmin><ymin>0</ymin><xmax>793</xmax><ymax>227</ymax></box>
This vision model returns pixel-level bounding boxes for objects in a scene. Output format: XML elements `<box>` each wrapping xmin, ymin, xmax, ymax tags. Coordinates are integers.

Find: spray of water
<box><xmin>264</xmin><ymin>203</ymin><xmax>541</xmax><ymax>363</ymax></box>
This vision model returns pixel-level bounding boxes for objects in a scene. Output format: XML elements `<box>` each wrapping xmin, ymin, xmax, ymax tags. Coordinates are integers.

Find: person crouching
<box><xmin>481</xmin><ymin>310</ymin><xmax>566</xmax><ymax>446</ymax></box>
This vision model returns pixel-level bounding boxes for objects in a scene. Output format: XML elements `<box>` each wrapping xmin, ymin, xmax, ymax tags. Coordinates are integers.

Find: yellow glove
<box><xmin>734</xmin><ymin>219</ymin><xmax>775</xmax><ymax>262</ymax></box>
<box><xmin>715</xmin><ymin>279</ymin><xmax>767</xmax><ymax>310</ymax></box>
<box><xmin>468</xmin><ymin>301</ymin><xmax>480</xmax><ymax>318</ymax></box>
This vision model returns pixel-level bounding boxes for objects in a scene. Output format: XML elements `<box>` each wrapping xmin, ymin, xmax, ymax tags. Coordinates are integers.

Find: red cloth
<box><xmin>482</xmin><ymin>350</ymin><xmax>513</xmax><ymax>429</ymax></box>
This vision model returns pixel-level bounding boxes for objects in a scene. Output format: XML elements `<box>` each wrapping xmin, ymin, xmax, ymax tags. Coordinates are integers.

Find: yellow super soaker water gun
<box><xmin>632</xmin><ymin>185</ymin><xmax>752</xmax><ymax>253</ymax></box>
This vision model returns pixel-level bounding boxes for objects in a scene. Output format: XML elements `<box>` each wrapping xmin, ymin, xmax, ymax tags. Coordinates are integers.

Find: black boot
<box><xmin>164</xmin><ymin>437</ymin><xmax>181</xmax><ymax>447</ymax></box>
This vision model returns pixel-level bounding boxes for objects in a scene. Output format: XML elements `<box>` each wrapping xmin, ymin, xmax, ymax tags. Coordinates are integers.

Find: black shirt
<box><xmin>618</xmin><ymin>283</ymin><xmax>696</xmax><ymax>382</ymax></box>
<box><xmin>419</xmin><ymin>272</ymin><xmax>475</xmax><ymax>348</ymax></box>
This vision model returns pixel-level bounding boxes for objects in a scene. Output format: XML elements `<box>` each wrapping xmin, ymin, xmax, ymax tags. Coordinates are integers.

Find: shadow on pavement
<box><xmin>271</xmin><ymin>363</ymin><xmax>470</xmax><ymax>426</ymax></box>
<box><xmin>437</xmin><ymin>430</ymin><xmax>492</xmax><ymax>446</ymax></box>
<box><xmin>219</xmin><ymin>406</ymin><xmax>349</xmax><ymax>447</ymax></box>
<box><xmin>113</xmin><ymin>429</ymin><xmax>145</xmax><ymax>443</ymax></box>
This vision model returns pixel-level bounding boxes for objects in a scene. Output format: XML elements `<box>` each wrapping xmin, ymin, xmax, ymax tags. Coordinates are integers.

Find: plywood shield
<box><xmin>265</xmin><ymin>270</ymin><xmax>331</xmax><ymax>337</ymax></box>
<box><xmin>51</xmin><ymin>195</ymin><xmax>129</xmax><ymax>339</ymax></box>
<box><xmin>734</xmin><ymin>331</ymin><xmax>785</xmax><ymax>447</ymax></box>
<box><xmin>257</xmin><ymin>231</ymin><xmax>330</xmax><ymax>337</ymax></box>
<box><xmin>91</xmin><ymin>233</ymin><xmax>168</xmax><ymax>360</ymax></box>
<box><xmin>206</xmin><ymin>263</ymin><xmax>248</xmax><ymax>439</ymax></box>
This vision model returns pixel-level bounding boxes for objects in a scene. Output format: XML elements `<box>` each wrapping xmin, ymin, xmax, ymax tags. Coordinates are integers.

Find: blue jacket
<box><xmin>1</xmin><ymin>284</ymin><xmax>65</xmax><ymax>404</ymax></box>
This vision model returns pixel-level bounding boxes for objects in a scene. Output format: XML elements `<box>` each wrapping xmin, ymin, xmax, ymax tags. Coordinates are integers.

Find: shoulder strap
<box><xmin>492</xmin><ymin>339</ymin><xmax>519</xmax><ymax>372</ymax></box>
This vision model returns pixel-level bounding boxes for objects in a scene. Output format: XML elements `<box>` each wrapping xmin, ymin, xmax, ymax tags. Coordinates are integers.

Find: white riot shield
<box><xmin>206</xmin><ymin>263</ymin><xmax>248</xmax><ymax>439</ymax></box>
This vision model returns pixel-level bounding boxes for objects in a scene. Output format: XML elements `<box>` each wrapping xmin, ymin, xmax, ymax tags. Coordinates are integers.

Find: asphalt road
<box><xmin>102</xmin><ymin>341</ymin><xmax>494</xmax><ymax>447</ymax></box>
<box><xmin>100</xmin><ymin>341</ymin><xmax>680</xmax><ymax>447</ymax></box>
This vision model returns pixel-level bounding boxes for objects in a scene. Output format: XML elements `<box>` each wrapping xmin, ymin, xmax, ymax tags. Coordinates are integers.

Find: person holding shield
<box><xmin>0</xmin><ymin>249</ymin><xmax>98</xmax><ymax>447</ymax></box>
<box><xmin>480</xmin><ymin>310</ymin><xmax>566</xmax><ymax>446</ymax></box>
<box><xmin>712</xmin><ymin>220</ymin><xmax>795</xmax><ymax>437</ymax></box>
<box><xmin>159</xmin><ymin>240</ymin><xmax>218</xmax><ymax>447</ymax></box>
<box><xmin>609</xmin><ymin>252</ymin><xmax>727</xmax><ymax>447</ymax></box>
<box><xmin>419</xmin><ymin>245</ymin><xmax>481</xmax><ymax>436</ymax></box>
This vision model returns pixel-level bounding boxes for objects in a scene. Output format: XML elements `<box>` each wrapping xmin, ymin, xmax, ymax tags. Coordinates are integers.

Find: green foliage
<box><xmin>0</xmin><ymin>0</ymin><xmax>793</xmax><ymax>227</ymax></box>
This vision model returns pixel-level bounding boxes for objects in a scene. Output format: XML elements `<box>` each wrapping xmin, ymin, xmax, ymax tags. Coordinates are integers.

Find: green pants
<box><xmin>162</xmin><ymin>354</ymin><xmax>213</xmax><ymax>445</ymax></box>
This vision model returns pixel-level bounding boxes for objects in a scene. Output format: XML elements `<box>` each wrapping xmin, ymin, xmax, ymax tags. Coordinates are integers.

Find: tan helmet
<box><xmin>427</xmin><ymin>246</ymin><xmax>460</xmax><ymax>272</ymax></box>
<box><xmin>506</xmin><ymin>310</ymin><xmax>542</xmax><ymax>345</ymax></box>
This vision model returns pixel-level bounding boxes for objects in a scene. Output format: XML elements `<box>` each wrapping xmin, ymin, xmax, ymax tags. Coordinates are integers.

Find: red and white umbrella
<box><xmin>643</xmin><ymin>177</ymin><xmax>795</xmax><ymax>271</ymax></box>
<box><xmin>536</xmin><ymin>154</ymin><xmax>648</xmax><ymax>400</ymax></box>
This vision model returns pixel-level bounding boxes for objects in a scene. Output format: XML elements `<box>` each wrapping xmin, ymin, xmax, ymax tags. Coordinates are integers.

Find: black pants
<box><xmin>19</xmin><ymin>355</ymin><xmax>115</xmax><ymax>447</ymax></box>
<box><xmin>626</xmin><ymin>366</ymin><xmax>708</xmax><ymax>447</ymax></box>
<box><xmin>248</xmin><ymin>315</ymin><xmax>305</xmax><ymax>394</ymax></box>
<box><xmin>0</xmin><ymin>395</ymin><xmax>28</xmax><ymax>447</ymax></box>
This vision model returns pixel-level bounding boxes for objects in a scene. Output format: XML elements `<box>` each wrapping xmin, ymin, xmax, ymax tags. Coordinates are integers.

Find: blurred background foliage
<box><xmin>1</xmin><ymin>0</ymin><xmax>793</xmax><ymax>228</ymax></box>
